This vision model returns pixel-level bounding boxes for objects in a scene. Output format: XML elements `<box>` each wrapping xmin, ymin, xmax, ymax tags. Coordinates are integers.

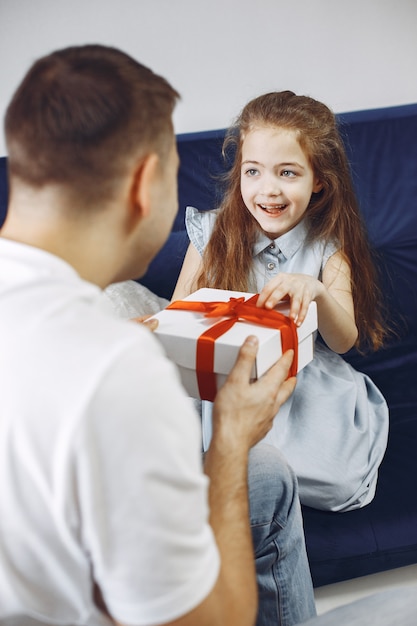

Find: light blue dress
<box><xmin>186</xmin><ymin>206</ymin><xmax>389</xmax><ymax>512</ymax></box>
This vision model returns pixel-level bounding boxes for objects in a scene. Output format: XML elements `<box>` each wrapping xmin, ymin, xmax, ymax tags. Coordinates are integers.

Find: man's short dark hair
<box><xmin>5</xmin><ymin>44</ymin><xmax>180</xmax><ymax>204</ymax></box>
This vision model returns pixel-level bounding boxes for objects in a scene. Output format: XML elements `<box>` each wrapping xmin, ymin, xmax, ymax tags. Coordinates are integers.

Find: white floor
<box><xmin>314</xmin><ymin>563</ymin><xmax>417</xmax><ymax>615</ymax></box>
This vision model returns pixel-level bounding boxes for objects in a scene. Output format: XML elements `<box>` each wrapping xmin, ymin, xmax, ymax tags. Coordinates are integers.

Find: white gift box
<box><xmin>152</xmin><ymin>288</ymin><xmax>317</xmax><ymax>400</ymax></box>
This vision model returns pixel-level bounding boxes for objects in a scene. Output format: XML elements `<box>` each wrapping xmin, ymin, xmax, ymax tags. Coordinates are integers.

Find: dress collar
<box><xmin>253</xmin><ymin>219</ymin><xmax>308</xmax><ymax>260</ymax></box>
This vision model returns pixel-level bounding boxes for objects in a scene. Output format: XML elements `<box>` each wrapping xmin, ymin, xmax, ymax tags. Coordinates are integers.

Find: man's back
<box><xmin>0</xmin><ymin>238</ymin><xmax>219</xmax><ymax>623</ymax></box>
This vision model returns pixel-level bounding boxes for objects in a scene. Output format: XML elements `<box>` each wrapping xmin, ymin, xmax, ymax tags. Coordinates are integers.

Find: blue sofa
<box><xmin>1</xmin><ymin>102</ymin><xmax>417</xmax><ymax>588</ymax></box>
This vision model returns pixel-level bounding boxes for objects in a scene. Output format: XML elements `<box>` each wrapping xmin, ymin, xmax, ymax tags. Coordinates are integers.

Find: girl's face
<box><xmin>240</xmin><ymin>125</ymin><xmax>322</xmax><ymax>239</ymax></box>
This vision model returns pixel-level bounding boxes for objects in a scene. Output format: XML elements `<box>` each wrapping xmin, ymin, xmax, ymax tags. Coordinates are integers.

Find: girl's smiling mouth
<box><xmin>258</xmin><ymin>203</ymin><xmax>287</xmax><ymax>214</ymax></box>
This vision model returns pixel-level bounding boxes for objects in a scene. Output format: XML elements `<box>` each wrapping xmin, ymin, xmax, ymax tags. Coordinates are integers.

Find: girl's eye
<box><xmin>245</xmin><ymin>168</ymin><xmax>259</xmax><ymax>176</ymax></box>
<box><xmin>282</xmin><ymin>170</ymin><xmax>296</xmax><ymax>178</ymax></box>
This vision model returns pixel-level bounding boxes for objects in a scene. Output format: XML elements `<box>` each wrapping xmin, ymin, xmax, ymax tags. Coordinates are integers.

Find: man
<box><xmin>0</xmin><ymin>44</ymin><xmax>315</xmax><ymax>625</ymax></box>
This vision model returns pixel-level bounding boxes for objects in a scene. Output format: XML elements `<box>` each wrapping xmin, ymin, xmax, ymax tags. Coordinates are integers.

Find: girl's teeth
<box><xmin>260</xmin><ymin>204</ymin><xmax>286</xmax><ymax>211</ymax></box>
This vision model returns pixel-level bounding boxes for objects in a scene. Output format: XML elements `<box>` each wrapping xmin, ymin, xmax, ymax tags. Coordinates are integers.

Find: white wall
<box><xmin>0</xmin><ymin>0</ymin><xmax>416</xmax><ymax>156</ymax></box>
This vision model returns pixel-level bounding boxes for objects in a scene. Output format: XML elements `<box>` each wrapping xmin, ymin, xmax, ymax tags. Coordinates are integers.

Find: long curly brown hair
<box><xmin>198</xmin><ymin>91</ymin><xmax>386</xmax><ymax>351</ymax></box>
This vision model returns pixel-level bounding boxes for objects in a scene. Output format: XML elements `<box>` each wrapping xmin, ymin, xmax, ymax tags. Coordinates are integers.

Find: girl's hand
<box><xmin>257</xmin><ymin>252</ymin><xmax>358</xmax><ymax>354</ymax></box>
<box><xmin>131</xmin><ymin>315</ymin><xmax>159</xmax><ymax>332</ymax></box>
<box><xmin>257</xmin><ymin>273</ymin><xmax>324</xmax><ymax>326</ymax></box>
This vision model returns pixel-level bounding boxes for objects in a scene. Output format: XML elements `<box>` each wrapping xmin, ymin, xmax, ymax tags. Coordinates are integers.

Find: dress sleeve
<box><xmin>185</xmin><ymin>206</ymin><xmax>218</xmax><ymax>256</ymax></box>
<box><xmin>321</xmin><ymin>239</ymin><xmax>340</xmax><ymax>271</ymax></box>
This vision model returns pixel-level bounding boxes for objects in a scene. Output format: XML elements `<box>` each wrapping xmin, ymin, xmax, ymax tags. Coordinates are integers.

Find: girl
<box><xmin>172</xmin><ymin>91</ymin><xmax>389</xmax><ymax>512</ymax></box>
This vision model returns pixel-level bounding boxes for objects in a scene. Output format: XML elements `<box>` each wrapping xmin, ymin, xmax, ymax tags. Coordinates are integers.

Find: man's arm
<box><xmin>202</xmin><ymin>339</ymin><xmax>296</xmax><ymax>626</ymax></box>
<box><xmin>113</xmin><ymin>338</ymin><xmax>295</xmax><ymax>626</ymax></box>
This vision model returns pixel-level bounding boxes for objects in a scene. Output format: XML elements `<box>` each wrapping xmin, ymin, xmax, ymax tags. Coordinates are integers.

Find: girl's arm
<box><xmin>171</xmin><ymin>243</ymin><xmax>203</xmax><ymax>301</ymax></box>
<box><xmin>257</xmin><ymin>251</ymin><xmax>358</xmax><ymax>354</ymax></box>
<box><xmin>317</xmin><ymin>251</ymin><xmax>358</xmax><ymax>353</ymax></box>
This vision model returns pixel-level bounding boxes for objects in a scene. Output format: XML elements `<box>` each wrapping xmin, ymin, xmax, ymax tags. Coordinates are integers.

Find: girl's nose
<box><xmin>261</xmin><ymin>173</ymin><xmax>281</xmax><ymax>196</ymax></box>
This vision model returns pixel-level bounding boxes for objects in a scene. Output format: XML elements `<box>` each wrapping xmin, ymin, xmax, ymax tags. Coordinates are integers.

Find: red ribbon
<box><xmin>167</xmin><ymin>295</ymin><xmax>298</xmax><ymax>401</ymax></box>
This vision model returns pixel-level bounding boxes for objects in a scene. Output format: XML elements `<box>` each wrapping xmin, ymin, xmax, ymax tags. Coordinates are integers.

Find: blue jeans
<box><xmin>248</xmin><ymin>444</ymin><xmax>316</xmax><ymax>626</ymax></box>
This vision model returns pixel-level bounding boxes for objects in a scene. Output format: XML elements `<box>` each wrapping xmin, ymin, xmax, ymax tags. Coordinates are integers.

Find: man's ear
<box><xmin>128</xmin><ymin>153</ymin><xmax>159</xmax><ymax>224</ymax></box>
<box><xmin>313</xmin><ymin>178</ymin><xmax>323</xmax><ymax>193</ymax></box>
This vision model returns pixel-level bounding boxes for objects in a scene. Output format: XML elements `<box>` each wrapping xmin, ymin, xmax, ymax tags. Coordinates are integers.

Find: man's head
<box><xmin>5</xmin><ymin>44</ymin><xmax>180</xmax><ymax>206</ymax></box>
<box><xmin>3</xmin><ymin>45</ymin><xmax>181</xmax><ymax>285</ymax></box>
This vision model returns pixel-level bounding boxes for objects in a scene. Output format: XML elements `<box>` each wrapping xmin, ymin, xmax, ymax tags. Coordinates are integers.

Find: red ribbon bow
<box><xmin>167</xmin><ymin>295</ymin><xmax>298</xmax><ymax>401</ymax></box>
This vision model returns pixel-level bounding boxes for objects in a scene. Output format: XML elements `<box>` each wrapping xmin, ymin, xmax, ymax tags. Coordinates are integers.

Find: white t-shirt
<box><xmin>0</xmin><ymin>239</ymin><xmax>220</xmax><ymax>625</ymax></box>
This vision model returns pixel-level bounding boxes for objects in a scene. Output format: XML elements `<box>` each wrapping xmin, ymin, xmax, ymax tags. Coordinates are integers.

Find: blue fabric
<box><xmin>248</xmin><ymin>444</ymin><xmax>316</xmax><ymax>625</ymax></box>
<box><xmin>1</xmin><ymin>102</ymin><xmax>417</xmax><ymax>587</ymax></box>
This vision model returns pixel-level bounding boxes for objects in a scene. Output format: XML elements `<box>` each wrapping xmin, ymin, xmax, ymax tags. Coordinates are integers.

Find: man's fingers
<box><xmin>229</xmin><ymin>340</ymin><xmax>296</xmax><ymax>400</ymax></box>
<box><xmin>275</xmin><ymin>376</ymin><xmax>297</xmax><ymax>407</ymax></box>
<box><xmin>131</xmin><ymin>316</ymin><xmax>159</xmax><ymax>332</ymax></box>
<box><xmin>227</xmin><ymin>335</ymin><xmax>259</xmax><ymax>383</ymax></box>
<box><xmin>261</xmin><ymin>350</ymin><xmax>296</xmax><ymax>412</ymax></box>
<box><xmin>263</xmin><ymin>349</ymin><xmax>294</xmax><ymax>385</ymax></box>
<box><xmin>143</xmin><ymin>318</ymin><xmax>159</xmax><ymax>331</ymax></box>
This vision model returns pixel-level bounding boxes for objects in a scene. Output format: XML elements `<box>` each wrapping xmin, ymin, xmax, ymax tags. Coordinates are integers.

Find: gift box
<box><xmin>152</xmin><ymin>288</ymin><xmax>317</xmax><ymax>401</ymax></box>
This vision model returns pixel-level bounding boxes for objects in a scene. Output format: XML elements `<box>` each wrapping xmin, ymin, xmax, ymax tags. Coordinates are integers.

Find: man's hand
<box><xmin>200</xmin><ymin>337</ymin><xmax>296</xmax><ymax>626</ymax></box>
<box><xmin>131</xmin><ymin>315</ymin><xmax>159</xmax><ymax>332</ymax></box>
<box><xmin>212</xmin><ymin>336</ymin><xmax>296</xmax><ymax>451</ymax></box>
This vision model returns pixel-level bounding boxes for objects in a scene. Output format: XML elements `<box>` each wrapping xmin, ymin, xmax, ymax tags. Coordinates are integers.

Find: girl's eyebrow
<box><xmin>280</xmin><ymin>161</ymin><xmax>306</xmax><ymax>170</ymax></box>
<box><xmin>241</xmin><ymin>159</ymin><xmax>305</xmax><ymax>170</ymax></box>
